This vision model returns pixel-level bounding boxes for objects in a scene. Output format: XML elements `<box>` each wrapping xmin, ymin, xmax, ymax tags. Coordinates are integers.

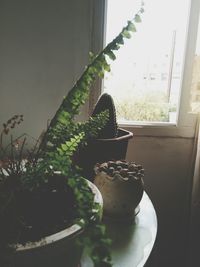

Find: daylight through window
<box><xmin>103</xmin><ymin>0</ymin><xmax>190</xmax><ymax>124</ymax></box>
<box><xmin>190</xmin><ymin>13</ymin><xmax>200</xmax><ymax>112</ymax></box>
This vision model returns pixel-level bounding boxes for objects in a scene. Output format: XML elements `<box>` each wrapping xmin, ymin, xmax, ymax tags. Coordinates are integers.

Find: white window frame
<box><xmin>89</xmin><ymin>0</ymin><xmax>200</xmax><ymax>138</ymax></box>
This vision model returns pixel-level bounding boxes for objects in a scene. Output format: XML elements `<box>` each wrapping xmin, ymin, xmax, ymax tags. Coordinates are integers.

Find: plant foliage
<box><xmin>0</xmin><ymin>3</ymin><xmax>144</xmax><ymax>266</ymax></box>
<box><xmin>91</xmin><ymin>93</ymin><xmax>118</xmax><ymax>139</ymax></box>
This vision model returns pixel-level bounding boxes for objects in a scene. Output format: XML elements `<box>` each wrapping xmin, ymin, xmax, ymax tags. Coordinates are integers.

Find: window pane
<box><xmin>190</xmin><ymin>13</ymin><xmax>200</xmax><ymax>112</ymax></box>
<box><xmin>103</xmin><ymin>0</ymin><xmax>190</xmax><ymax>123</ymax></box>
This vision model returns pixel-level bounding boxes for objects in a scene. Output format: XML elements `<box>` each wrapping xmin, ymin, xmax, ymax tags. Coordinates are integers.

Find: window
<box><xmin>103</xmin><ymin>0</ymin><xmax>192</xmax><ymax>124</ymax></box>
<box><xmin>91</xmin><ymin>0</ymin><xmax>200</xmax><ymax>137</ymax></box>
<box><xmin>190</xmin><ymin>13</ymin><xmax>200</xmax><ymax>112</ymax></box>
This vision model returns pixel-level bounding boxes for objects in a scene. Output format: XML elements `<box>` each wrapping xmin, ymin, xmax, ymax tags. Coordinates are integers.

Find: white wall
<box><xmin>0</xmin><ymin>0</ymin><xmax>91</xmax><ymax>138</ymax></box>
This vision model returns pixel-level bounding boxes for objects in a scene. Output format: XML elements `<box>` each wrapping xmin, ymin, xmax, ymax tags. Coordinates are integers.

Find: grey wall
<box><xmin>0</xmin><ymin>0</ymin><xmax>91</xmax><ymax>138</ymax></box>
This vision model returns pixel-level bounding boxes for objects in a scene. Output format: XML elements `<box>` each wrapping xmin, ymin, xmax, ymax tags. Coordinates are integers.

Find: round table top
<box><xmin>81</xmin><ymin>192</ymin><xmax>157</xmax><ymax>267</ymax></box>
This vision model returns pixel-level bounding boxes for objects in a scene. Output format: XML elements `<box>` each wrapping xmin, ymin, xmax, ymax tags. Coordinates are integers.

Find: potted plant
<box><xmin>0</xmin><ymin>4</ymin><xmax>144</xmax><ymax>267</ymax></box>
<box><xmin>75</xmin><ymin>93</ymin><xmax>133</xmax><ymax>180</ymax></box>
<box><xmin>94</xmin><ymin>160</ymin><xmax>144</xmax><ymax>220</ymax></box>
<box><xmin>0</xmin><ymin>117</ymin><xmax>106</xmax><ymax>267</ymax></box>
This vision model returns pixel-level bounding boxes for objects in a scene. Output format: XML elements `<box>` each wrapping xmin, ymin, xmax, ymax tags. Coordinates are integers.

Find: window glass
<box><xmin>103</xmin><ymin>0</ymin><xmax>190</xmax><ymax>124</ymax></box>
<box><xmin>190</xmin><ymin>13</ymin><xmax>200</xmax><ymax>112</ymax></box>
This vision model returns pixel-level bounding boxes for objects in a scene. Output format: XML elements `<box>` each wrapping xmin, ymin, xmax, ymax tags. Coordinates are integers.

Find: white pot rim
<box><xmin>14</xmin><ymin>179</ymin><xmax>103</xmax><ymax>252</ymax></box>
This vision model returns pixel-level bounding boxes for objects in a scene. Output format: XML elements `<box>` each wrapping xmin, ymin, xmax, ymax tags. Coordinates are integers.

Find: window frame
<box><xmin>89</xmin><ymin>0</ymin><xmax>200</xmax><ymax>138</ymax></box>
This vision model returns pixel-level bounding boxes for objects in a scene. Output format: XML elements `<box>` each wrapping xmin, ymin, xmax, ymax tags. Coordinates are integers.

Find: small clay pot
<box><xmin>94</xmin><ymin>161</ymin><xmax>144</xmax><ymax>219</ymax></box>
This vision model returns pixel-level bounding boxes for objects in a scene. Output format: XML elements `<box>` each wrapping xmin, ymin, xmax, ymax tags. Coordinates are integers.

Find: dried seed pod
<box><xmin>119</xmin><ymin>169</ymin><xmax>128</xmax><ymax>177</ymax></box>
<box><xmin>108</xmin><ymin>161</ymin><xmax>116</xmax><ymax>168</ymax></box>
<box><xmin>100</xmin><ymin>162</ymin><xmax>108</xmax><ymax>169</ymax></box>
<box><xmin>137</xmin><ymin>165</ymin><xmax>143</xmax><ymax>170</ymax></box>
<box><xmin>119</xmin><ymin>162</ymin><xmax>128</xmax><ymax>169</ymax></box>
<box><xmin>128</xmin><ymin>164</ymin><xmax>135</xmax><ymax>171</ymax></box>
<box><xmin>116</xmin><ymin>160</ymin><xmax>122</xmax><ymax>165</ymax></box>
<box><xmin>108</xmin><ymin>167</ymin><xmax>115</xmax><ymax>176</ymax></box>
<box><xmin>95</xmin><ymin>160</ymin><xmax>144</xmax><ymax>182</ymax></box>
<box><xmin>116</xmin><ymin>165</ymin><xmax>122</xmax><ymax>171</ymax></box>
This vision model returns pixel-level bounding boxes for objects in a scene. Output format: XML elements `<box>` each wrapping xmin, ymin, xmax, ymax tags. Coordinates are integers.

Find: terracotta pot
<box><xmin>11</xmin><ymin>180</ymin><xmax>103</xmax><ymax>267</ymax></box>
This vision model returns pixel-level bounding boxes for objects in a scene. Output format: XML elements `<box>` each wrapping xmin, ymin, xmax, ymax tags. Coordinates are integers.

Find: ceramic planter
<box><xmin>94</xmin><ymin>161</ymin><xmax>144</xmax><ymax>220</ymax></box>
<box><xmin>11</xmin><ymin>180</ymin><xmax>103</xmax><ymax>267</ymax></box>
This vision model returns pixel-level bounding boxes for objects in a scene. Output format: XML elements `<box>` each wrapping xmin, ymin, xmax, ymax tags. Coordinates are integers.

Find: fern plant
<box><xmin>38</xmin><ymin>4</ymin><xmax>144</xmax><ymax>155</ymax></box>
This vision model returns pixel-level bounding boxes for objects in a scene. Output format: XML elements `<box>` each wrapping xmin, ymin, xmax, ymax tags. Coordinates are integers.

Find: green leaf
<box><xmin>122</xmin><ymin>29</ymin><xmax>131</xmax><ymax>39</ymax></box>
<box><xmin>134</xmin><ymin>14</ymin><xmax>142</xmax><ymax>23</ymax></box>
<box><xmin>115</xmin><ymin>35</ymin><xmax>124</xmax><ymax>45</ymax></box>
<box><xmin>127</xmin><ymin>21</ymin><xmax>137</xmax><ymax>32</ymax></box>
<box><xmin>106</xmin><ymin>51</ymin><xmax>116</xmax><ymax>60</ymax></box>
<box><xmin>89</xmin><ymin>51</ymin><xmax>95</xmax><ymax>62</ymax></box>
<box><xmin>104</xmin><ymin>64</ymin><xmax>111</xmax><ymax>72</ymax></box>
<box><xmin>98</xmin><ymin>71</ymin><xmax>104</xmax><ymax>78</ymax></box>
<box><xmin>111</xmin><ymin>43</ymin><xmax>120</xmax><ymax>50</ymax></box>
<box><xmin>61</xmin><ymin>143</ymin><xmax>68</xmax><ymax>151</ymax></box>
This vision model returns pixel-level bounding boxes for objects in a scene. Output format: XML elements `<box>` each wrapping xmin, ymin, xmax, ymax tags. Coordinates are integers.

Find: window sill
<box><xmin>118</xmin><ymin>112</ymin><xmax>198</xmax><ymax>138</ymax></box>
<box><xmin>119</xmin><ymin>123</ymin><xmax>196</xmax><ymax>139</ymax></box>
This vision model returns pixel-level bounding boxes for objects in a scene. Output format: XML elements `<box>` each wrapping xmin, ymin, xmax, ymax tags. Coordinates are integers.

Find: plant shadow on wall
<box><xmin>0</xmin><ymin>3</ymin><xmax>144</xmax><ymax>267</ymax></box>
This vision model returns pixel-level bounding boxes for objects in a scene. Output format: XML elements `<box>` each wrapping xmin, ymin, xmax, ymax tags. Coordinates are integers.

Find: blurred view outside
<box><xmin>190</xmin><ymin>14</ymin><xmax>200</xmax><ymax>112</ymax></box>
<box><xmin>103</xmin><ymin>0</ymin><xmax>190</xmax><ymax>123</ymax></box>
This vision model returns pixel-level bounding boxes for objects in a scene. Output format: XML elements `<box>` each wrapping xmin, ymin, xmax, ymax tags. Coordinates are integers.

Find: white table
<box><xmin>81</xmin><ymin>192</ymin><xmax>157</xmax><ymax>267</ymax></box>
